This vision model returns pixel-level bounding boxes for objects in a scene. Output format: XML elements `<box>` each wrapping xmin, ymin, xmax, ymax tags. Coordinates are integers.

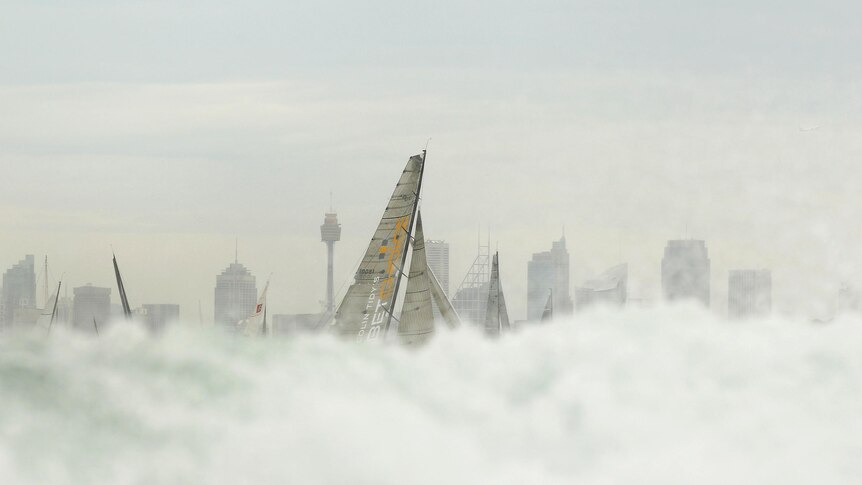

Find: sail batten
<box><xmin>334</xmin><ymin>153</ymin><xmax>426</xmax><ymax>342</ymax></box>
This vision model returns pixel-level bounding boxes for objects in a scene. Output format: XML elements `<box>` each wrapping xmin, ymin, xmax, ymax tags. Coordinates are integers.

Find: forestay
<box><xmin>334</xmin><ymin>153</ymin><xmax>425</xmax><ymax>342</ymax></box>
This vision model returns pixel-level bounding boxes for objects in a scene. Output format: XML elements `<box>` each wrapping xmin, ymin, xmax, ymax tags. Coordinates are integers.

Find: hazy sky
<box><xmin>2</xmin><ymin>1</ymin><xmax>861</xmax><ymax>320</ymax></box>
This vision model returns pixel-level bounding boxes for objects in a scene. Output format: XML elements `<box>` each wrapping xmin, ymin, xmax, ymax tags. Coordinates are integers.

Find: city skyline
<box><xmin>3</xmin><ymin>3</ymin><xmax>861</xmax><ymax>322</ymax></box>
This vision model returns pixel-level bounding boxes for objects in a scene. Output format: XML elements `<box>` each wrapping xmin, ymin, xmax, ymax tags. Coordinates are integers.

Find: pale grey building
<box><xmin>214</xmin><ymin>260</ymin><xmax>257</xmax><ymax>328</ymax></box>
<box><xmin>426</xmin><ymin>240</ymin><xmax>450</xmax><ymax>295</ymax></box>
<box><xmin>728</xmin><ymin>269</ymin><xmax>771</xmax><ymax>319</ymax></box>
<box><xmin>141</xmin><ymin>303</ymin><xmax>180</xmax><ymax>332</ymax></box>
<box><xmin>527</xmin><ymin>236</ymin><xmax>573</xmax><ymax>320</ymax></box>
<box><xmin>73</xmin><ymin>285</ymin><xmax>111</xmax><ymax>332</ymax></box>
<box><xmin>661</xmin><ymin>239</ymin><xmax>711</xmax><ymax>306</ymax></box>
<box><xmin>426</xmin><ymin>240</ymin><xmax>450</xmax><ymax>320</ymax></box>
<box><xmin>1</xmin><ymin>255</ymin><xmax>36</xmax><ymax>328</ymax></box>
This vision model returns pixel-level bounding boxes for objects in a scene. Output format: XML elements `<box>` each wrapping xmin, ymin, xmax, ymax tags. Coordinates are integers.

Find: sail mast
<box><xmin>47</xmin><ymin>280</ymin><xmax>62</xmax><ymax>335</ymax></box>
<box><xmin>383</xmin><ymin>150</ymin><xmax>427</xmax><ymax>335</ymax></box>
<box><xmin>113</xmin><ymin>252</ymin><xmax>132</xmax><ymax>319</ymax></box>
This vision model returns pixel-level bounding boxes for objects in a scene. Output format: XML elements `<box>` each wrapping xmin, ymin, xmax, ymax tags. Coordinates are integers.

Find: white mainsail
<box><xmin>484</xmin><ymin>252</ymin><xmax>511</xmax><ymax>336</ymax></box>
<box><xmin>397</xmin><ymin>213</ymin><xmax>435</xmax><ymax>345</ymax></box>
<box><xmin>238</xmin><ymin>280</ymin><xmax>269</xmax><ymax>336</ymax></box>
<box><xmin>334</xmin><ymin>153</ymin><xmax>425</xmax><ymax>342</ymax></box>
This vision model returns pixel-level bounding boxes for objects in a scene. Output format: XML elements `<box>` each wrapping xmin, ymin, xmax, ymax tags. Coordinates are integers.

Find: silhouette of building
<box><xmin>453</xmin><ymin>236</ymin><xmax>491</xmax><ymax>325</ymax></box>
<box><xmin>320</xmin><ymin>210</ymin><xmax>341</xmax><ymax>314</ymax></box>
<box><xmin>141</xmin><ymin>304</ymin><xmax>180</xmax><ymax>332</ymax></box>
<box><xmin>426</xmin><ymin>240</ymin><xmax>450</xmax><ymax>320</ymax></box>
<box><xmin>661</xmin><ymin>239</ymin><xmax>710</xmax><ymax>306</ymax></box>
<box><xmin>214</xmin><ymin>258</ymin><xmax>257</xmax><ymax>328</ymax></box>
<box><xmin>527</xmin><ymin>236</ymin><xmax>573</xmax><ymax>320</ymax></box>
<box><xmin>426</xmin><ymin>240</ymin><xmax>450</xmax><ymax>294</ymax></box>
<box><xmin>728</xmin><ymin>269</ymin><xmax>771</xmax><ymax>319</ymax></box>
<box><xmin>575</xmin><ymin>263</ymin><xmax>628</xmax><ymax>311</ymax></box>
<box><xmin>73</xmin><ymin>284</ymin><xmax>111</xmax><ymax>332</ymax></box>
<box><xmin>1</xmin><ymin>255</ymin><xmax>36</xmax><ymax>328</ymax></box>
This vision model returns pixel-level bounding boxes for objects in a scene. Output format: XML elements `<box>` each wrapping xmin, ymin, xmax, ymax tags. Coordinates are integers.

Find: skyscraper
<box><xmin>661</xmin><ymin>239</ymin><xmax>711</xmax><ymax>306</ymax></box>
<box><xmin>73</xmin><ymin>284</ymin><xmax>111</xmax><ymax>331</ymax></box>
<box><xmin>527</xmin><ymin>236</ymin><xmax>573</xmax><ymax>320</ymax></box>
<box><xmin>426</xmin><ymin>240</ymin><xmax>450</xmax><ymax>320</ymax></box>
<box><xmin>214</xmin><ymin>259</ymin><xmax>257</xmax><ymax>328</ymax></box>
<box><xmin>141</xmin><ymin>304</ymin><xmax>180</xmax><ymax>332</ymax></box>
<box><xmin>728</xmin><ymin>269</ymin><xmax>771</xmax><ymax>319</ymax></box>
<box><xmin>453</xmin><ymin>237</ymin><xmax>490</xmax><ymax>325</ymax></box>
<box><xmin>320</xmin><ymin>210</ymin><xmax>341</xmax><ymax>314</ymax></box>
<box><xmin>425</xmin><ymin>240</ymin><xmax>450</xmax><ymax>295</ymax></box>
<box><xmin>1</xmin><ymin>255</ymin><xmax>36</xmax><ymax>328</ymax></box>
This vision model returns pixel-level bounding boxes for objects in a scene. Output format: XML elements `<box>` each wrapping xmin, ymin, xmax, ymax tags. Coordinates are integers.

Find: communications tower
<box><xmin>320</xmin><ymin>200</ymin><xmax>341</xmax><ymax>313</ymax></box>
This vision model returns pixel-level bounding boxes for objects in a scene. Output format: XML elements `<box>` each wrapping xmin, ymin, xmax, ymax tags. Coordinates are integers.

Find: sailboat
<box><xmin>238</xmin><ymin>280</ymin><xmax>269</xmax><ymax>336</ymax></box>
<box><xmin>332</xmin><ymin>151</ymin><xmax>460</xmax><ymax>344</ymax></box>
<box><xmin>541</xmin><ymin>289</ymin><xmax>554</xmax><ymax>321</ymax></box>
<box><xmin>483</xmin><ymin>252</ymin><xmax>511</xmax><ymax>337</ymax></box>
<box><xmin>113</xmin><ymin>252</ymin><xmax>133</xmax><ymax>320</ymax></box>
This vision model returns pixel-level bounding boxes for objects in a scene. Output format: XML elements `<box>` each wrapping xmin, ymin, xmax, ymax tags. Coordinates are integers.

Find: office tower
<box><xmin>728</xmin><ymin>269</ymin><xmax>772</xmax><ymax>319</ymax></box>
<box><xmin>426</xmin><ymin>240</ymin><xmax>450</xmax><ymax>295</ymax></box>
<box><xmin>453</xmin><ymin>236</ymin><xmax>490</xmax><ymax>325</ymax></box>
<box><xmin>141</xmin><ymin>304</ymin><xmax>180</xmax><ymax>332</ymax></box>
<box><xmin>320</xmin><ymin>210</ymin><xmax>341</xmax><ymax>314</ymax></box>
<box><xmin>661</xmin><ymin>239</ymin><xmax>711</xmax><ymax>306</ymax></box>
<box><xmin>214</xmin><ymin>257</ymin><xmax>257</xmax><ymax>328</ymax></box>
<box><xmin>575</xmin><ymin>263</ymin><xmax>628</xmax><ymax>311</ymax></box>
<box><xmin>426</xmin><ymin>240</ymin><xmax>450</xmax><ymax>320</ymax></box>
<box><xmin>1</xmin><ymin>255</ymin><xmax>36</xmax><ymax>328</ymax></box>
<box><xmin>527</xmin><ymin>236</ymin><xmax>573</xmax><ymax>320</ymax></box>
<box><xmin>73</xmin><ymin>284</ymin><xmax>111</xmax><ymax>331</ymax></box>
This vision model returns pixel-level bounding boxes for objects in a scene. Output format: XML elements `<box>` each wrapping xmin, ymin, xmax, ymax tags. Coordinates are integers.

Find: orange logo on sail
<box><xmin>378</xmin><ymin>215</ymin><xmax>410</xmax><ymax>301</ymax></box>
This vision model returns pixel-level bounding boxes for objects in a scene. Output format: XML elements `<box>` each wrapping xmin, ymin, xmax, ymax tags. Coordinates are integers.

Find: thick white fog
<box><xmin>1</xmin><ymin>310</ymin><xmax>860</xmax><ymax>485</ymax></box>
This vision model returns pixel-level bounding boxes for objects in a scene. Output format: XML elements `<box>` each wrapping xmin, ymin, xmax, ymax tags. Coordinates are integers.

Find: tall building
<box><xmin>73</xmin><ymin>285</ymin><xmax>111</xmax><ymax>331</ymax></box>
<box><xmin>1</xmin><ymin>255</ymin><xmax>36</xmax><ymax>328</ymax></box>
<box><xmin>426</xmin><ymin>240</ymin><xmax>450</xmax><ymax>295</ymax></box>
<box><xmin>453</xmin><ymin>237</ymin><xmax>490</xmax><ymax>325</ymax></box>
<box><xmin>661</xmin><ymin>239</ymin><xmax>711</xmax><ymax>306</ymax></box>
<box><xmin>141</xmin><ymin>304</ymin><xmax>180</xmax><ymax>333</ymax></box>
<box><xmin>320</xmin><ymin>210</ymin><xmax>341</xmax><ymax>314</ymax></box>
<box><xmin>426</xmin><ymin>240</ymin><xmax>450</xmax><ymax>320</ymax></box>
<box><xmin>728</xmin><ymin>269</ymin><xmax>771</xmax><ymax>319</ymax></box>
<box><xmin>527</xmin><ymin>236</ymin><xmax>573</xmax><ymax>321</ymax></box>
<box><xmin>575</xmin><ymin>263</ymin><xmax>628</xmax><ymax>311</ymax></box>
<box><xmin>214</xmin><ymin>258</ymin><xmax>257</xmax><ymax>327</ymax></box>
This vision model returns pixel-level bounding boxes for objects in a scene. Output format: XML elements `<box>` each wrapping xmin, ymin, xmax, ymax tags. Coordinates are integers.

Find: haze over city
<box><xmin>2</xmin><ymin>2</ymin><xmax>862</xmax><ymax>484</ymax></box>
<box><xmin>3</xmin><ymin>1</ymin><xmax>862</xmax><ymax>320</ymax></box>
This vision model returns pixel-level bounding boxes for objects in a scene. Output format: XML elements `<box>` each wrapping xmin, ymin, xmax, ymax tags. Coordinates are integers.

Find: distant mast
<box><xmin>484</xmin><ymin>252</ymin><xmax>511</xmax><ymax>336</ymax></box>
<box><xmin>112</xmin><ymin>252</ymin><xmax>133</xmax><ymax>319</ymax></box>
